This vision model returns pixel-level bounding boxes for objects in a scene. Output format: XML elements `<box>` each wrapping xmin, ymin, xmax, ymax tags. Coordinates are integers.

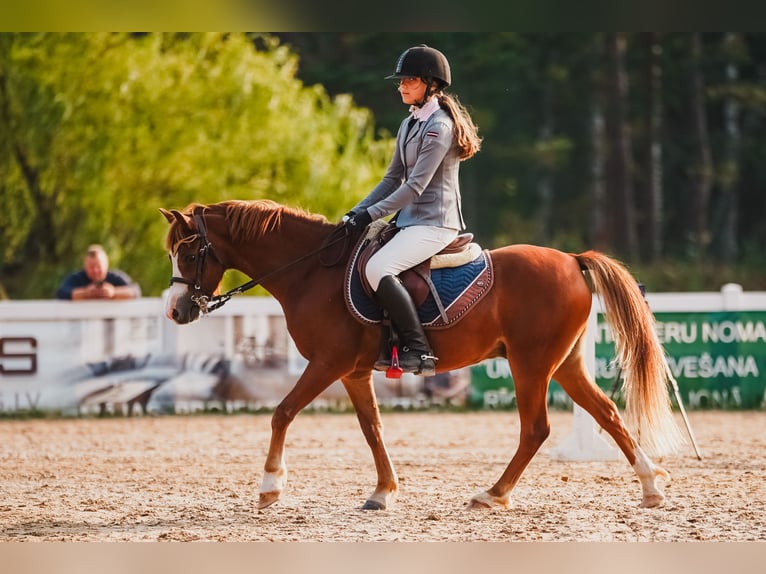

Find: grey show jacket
<box><xmin>350</xmin><ymin>107</ymin><xmax>465</xmax><ymax>231</ymax></box>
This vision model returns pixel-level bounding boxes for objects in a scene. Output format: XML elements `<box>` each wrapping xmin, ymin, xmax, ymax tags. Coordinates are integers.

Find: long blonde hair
<box><xmin>436</xmin><ymin>92</ymin><xmax>482</xmax><ymax>160</ymax></box>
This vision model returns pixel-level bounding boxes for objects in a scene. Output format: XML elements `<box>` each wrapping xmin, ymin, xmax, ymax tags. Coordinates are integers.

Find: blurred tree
<box><xmin>713</xmin><ymin>32</ymin><xmax>744</xmax><ymax>264</ymax></box>
<box><xmin>0</xmin><ymin>33</ymin><xmax>390</xmax><ymax>298</ymax></box>
<box><xmin>4</xmin><ymin>33</ymin><xmax>766</xmax><ymax>298</ymax></box>
<box><xmin>275</xmin><ymin>33</ymin><xmax>766</xmax><ymax>289</ymax></box>
<box><xmin>644</xmin><ymin>32</ymin><xmax>664</xmax><ymax>263</ymax></box>
<box><xmin>604</xmin><ymin>33</ymin><xmax>638</xmax><ymax>261</ymax></box>
<box><xmin>688</xmin><ymin>33</ymin><xmax>714</xmax><ymax>261</ymax></box>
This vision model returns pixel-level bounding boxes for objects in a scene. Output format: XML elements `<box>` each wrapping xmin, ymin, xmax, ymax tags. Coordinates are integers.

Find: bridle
<box><xmin>169</xmin><ymin>209</ymin><xmax>352</xmax><ymax>316</ymax></box>
<box><xmin>168</xmin><ymin>212</ymin><xmax>223</xmax><ymax>314</ymax></box>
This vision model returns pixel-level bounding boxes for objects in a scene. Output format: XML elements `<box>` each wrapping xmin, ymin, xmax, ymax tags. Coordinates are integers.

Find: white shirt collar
<box><xmin>409</xmin><ymin>97</ymin><xmax>440</xmax><ymax>122</ymax></box>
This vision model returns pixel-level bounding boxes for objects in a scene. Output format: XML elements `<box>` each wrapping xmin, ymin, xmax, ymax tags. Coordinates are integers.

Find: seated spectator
<box><xmin>56</xmin><ymin>244</ymin><xmax>141</xmax><ymax>300</ymax></box>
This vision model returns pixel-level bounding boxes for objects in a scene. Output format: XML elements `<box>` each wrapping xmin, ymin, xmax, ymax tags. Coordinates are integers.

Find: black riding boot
<box><xmin>375</xmin><ymin>275</ymin><xmax>437</xmax><ymax>376</ymax></box>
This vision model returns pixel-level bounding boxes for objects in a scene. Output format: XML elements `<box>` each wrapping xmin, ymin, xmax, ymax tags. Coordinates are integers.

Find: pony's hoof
<box><xmin>465</xmin><ymin>499</ymin><xmax>491</xmax><ymax>510</ymax></box>
<box><xmin>257</xmin><ymin>491</ymin><xmax>281</xmax><ymax>510</ymax></box>
<box><xmin>361</xmin><ymin>499</ymin><xmax>386</xmax><ymax>510</ymax></box>
<box><xmin>466</xmin><ymin>491</ymin><xmax>510</xmax><ymax>510</ymax></box>
<box><xmin>639</xmin><ymin>493</ymin><xmax>665</xmax><ymax>508</ymax></box>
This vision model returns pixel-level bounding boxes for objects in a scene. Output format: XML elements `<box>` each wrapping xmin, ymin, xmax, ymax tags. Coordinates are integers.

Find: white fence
<box><xmin>0</xmin><ymin>296</ymin><xmax>430</xmax><ymax>414</ymax></box>
<box><xmin>1</xmin><ymin>284</ymin><xmax>765</xmax><ymax>415</ymax></box>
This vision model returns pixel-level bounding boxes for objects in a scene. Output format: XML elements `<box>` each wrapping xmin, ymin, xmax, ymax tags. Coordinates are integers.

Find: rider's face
<box><xmin>397</xmin><ymin>77</ymin><xmax>426</xmax><ymax>105</ymax></box>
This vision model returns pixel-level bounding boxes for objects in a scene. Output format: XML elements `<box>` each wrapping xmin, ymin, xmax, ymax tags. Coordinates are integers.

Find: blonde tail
<box><xmin>575</xmin><ymin>251</ymin><xmax>685</xmax><ymax>456</ymax></box>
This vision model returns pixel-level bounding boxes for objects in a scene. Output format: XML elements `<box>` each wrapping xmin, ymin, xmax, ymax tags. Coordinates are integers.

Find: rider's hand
<box><xmin>344</xmin><ymin>209</ymin><xmax>372</xmax><ymax>232</ymax></box>
<box><xmin>341</xmin><ymin>211</ymin><xmax>355</xmax><ymax>223</ymax></box>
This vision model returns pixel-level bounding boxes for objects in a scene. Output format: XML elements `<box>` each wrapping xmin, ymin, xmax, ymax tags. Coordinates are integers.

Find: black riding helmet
<box><xmin>385</xmin><ymin>44</ymin><xmax>451</xmax><ymax>89</ymax></box>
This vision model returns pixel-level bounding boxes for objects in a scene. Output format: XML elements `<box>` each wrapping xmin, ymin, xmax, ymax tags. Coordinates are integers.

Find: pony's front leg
<box><xmin>341</xmin><ymin>371</ymin><xmax>398</xmax><ymax>510</ymax></box>
<box><xmin>257</xmin><ymin>361</ymin><xmax>339</xmax><ymax>510</ymax></box>
<box><xmin>257</xmin><ymin>421</ymin><xmax>289</xmax><ymax>510</ymax></box>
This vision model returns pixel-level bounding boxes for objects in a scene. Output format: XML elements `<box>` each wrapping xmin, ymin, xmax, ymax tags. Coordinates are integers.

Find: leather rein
<box><xmin>169</xmin><ymin>211</ymin><xmax>351</xmax><ymax>315</ymax></box>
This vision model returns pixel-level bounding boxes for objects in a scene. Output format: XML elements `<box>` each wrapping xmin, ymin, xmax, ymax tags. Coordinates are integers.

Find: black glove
<box><xmin>345</xmin><ymin>209</ymin><xmax>372</xmax><ymax>232</ymax></box>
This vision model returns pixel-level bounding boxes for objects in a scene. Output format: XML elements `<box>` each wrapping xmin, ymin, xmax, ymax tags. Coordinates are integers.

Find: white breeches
<box><xmin>365</xmin><ymin>225</ymin><xmax>459</xmax><ymax>291</ymax></box>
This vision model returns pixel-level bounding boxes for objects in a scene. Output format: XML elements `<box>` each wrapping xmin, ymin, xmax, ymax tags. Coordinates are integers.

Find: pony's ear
<box><xmin>160</xmin><ymin>208</ymin><xmax>193</xmax><ymax>229</ymax></box>
<box><xmin>159</xmin><ymin>208</ymin><xmax>174</xmax><ymax>223</ymax></box>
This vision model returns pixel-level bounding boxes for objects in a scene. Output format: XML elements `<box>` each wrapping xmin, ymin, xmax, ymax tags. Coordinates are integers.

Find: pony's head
<box><xmin>161</xmin><ymin>206</ymin><xmax>227</xmax><ymax>324</ymax></box>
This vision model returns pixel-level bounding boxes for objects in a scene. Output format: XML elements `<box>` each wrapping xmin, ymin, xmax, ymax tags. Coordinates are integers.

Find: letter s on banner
<box><xmin>0</xmin><ymin>337</ymin><xmax>38</xmax><ymax>376</ymax></box>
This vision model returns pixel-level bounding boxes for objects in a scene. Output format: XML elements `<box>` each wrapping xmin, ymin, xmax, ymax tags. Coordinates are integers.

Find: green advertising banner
<box><xmin>469</xmin><ymin>311</ymin><xmax>766</xmax><ymax>410</ymax></box>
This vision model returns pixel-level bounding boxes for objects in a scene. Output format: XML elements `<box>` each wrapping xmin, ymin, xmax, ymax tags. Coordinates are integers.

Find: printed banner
<box><xmin>470</xmin><ymin>311</ymin><xmax>766</xmax><ymax>410</ymax></box>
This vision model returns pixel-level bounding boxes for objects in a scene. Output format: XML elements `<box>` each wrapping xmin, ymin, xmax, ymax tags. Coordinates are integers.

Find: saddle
<box><xmin>354</xmin><ymin>221</ymin><xmax>481</xmax><ymax>308</ymax></box>
<box><xmin>344</xmin><ymin>221</ymin><xmax>494</xmax><ymax>328</ymax></box>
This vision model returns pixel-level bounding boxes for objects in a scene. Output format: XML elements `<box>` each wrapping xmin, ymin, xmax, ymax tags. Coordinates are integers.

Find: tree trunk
<box><xmin>0</xmin><ymin>45</ymin><xmax>50</xmax><ymax>260</ymax></box>
<box><xmin>714</xmin><ymin>33</ymin><xmax>741</xmax><ymax>263</ymax></box>
<box><xmin>535</xmin><ymin>56</ymin><xmax>555</xmax><ymax>245</ymax></box>
<box><xmin>689</xmin><ymin>33</ymin><xmax>714</xmax><ymax>259</ymax></box>
<box><xmin>604</xmin><ymin>33</ymin><xmax>638</xmax><ymax>260</ymax></box>
<box><xmin>589</xmin><ymin>72</ymin><xmax>608</xmax><ymax>250</ymax></box>
<box><xmin>645</xmin><ymin>33</ymin><xmax>664</xmax><ymax>262</ymax></box>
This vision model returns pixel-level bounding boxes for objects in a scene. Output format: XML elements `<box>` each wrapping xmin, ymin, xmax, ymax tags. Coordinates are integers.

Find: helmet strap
<box><xmin>413</xmin><ymin>78</ymin><xmax>433</xmax><ymax>108</ymax></box>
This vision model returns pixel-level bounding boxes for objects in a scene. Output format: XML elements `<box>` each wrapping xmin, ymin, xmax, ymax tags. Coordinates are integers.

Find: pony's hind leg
<box><xmin>553</xmin><ymin>339</ymin><xmax>669</xmax><ymax>508</ymax></box>
<box><xmin>341</xmin><ymin>371</ymin><xmax>398</xmax><ymax>510</ymax></box>
<box><xmin>467</xmin><ymin>367</ymin><xmax>551</xmax><ymax>510</ymax></box>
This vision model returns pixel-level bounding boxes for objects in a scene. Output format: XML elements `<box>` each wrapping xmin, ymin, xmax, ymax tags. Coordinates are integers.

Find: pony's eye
<box><xmin>185</xmin><ymin>254</ymin><xmax>197</xmax><ymax>264</ymax></box>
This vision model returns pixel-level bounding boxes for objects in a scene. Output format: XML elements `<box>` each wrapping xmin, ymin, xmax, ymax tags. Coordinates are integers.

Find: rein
<box><xmin>170</xmin><ymin>211</ymin><xmax>351</xmax><ymax>315</ymax></box>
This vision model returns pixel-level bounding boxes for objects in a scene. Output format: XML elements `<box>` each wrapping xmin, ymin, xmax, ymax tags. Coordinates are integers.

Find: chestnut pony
<box><xmin>162</xmin><ymin>199</ymin><xmax>683</xmax><ymax>510</ymax></box>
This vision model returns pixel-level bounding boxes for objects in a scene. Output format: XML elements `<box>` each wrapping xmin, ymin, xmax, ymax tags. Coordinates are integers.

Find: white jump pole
<box><xmin>550</xmin><ymin>296</ymin><xmax>621</xmax><ymax>461</ymax></box>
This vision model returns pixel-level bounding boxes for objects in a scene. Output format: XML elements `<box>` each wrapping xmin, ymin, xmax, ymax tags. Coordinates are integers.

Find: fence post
<box><xmin>721</xmin><ymin>283</ymin><xmax>743</xmax><ymax>310</ymax></box>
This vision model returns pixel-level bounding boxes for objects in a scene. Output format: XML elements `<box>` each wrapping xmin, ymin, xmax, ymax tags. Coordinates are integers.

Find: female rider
<box><xmin>344</xmin><ymin>44</ymin><xmax>482</xmax><ymax>376</ymax></box>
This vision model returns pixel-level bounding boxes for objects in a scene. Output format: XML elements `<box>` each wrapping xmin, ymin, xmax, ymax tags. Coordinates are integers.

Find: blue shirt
<box><xmin>56</xmin><ymin>270</ymin><xmax>140</xmax><ymax>300</ymax></box>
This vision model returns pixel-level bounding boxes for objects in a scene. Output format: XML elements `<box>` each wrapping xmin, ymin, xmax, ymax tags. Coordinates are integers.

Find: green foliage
<box><xmin>4</xmin><ymin>33</ymin><xmax>766</xmax><ymax>298</ymax></box>
<box><xmin>0</xmin><ymin>33</ymin><xmax>391</xmax><ymax>298</ymax></box>
<box><xmin>276</xmin><ymin>33</ymin><xmax>766</xmax><ymax>291</ymax></box>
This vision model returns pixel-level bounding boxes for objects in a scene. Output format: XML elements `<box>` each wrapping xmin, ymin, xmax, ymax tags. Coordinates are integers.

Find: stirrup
<box><xmin>385</xmin><ymin>346</ymin><xmax>404</xmax><ymax>379</ymax></box>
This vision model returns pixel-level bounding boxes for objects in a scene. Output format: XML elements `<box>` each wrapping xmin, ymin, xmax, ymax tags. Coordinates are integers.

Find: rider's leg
<box><xmin>366</xmin><ymin>226</ymin><xmax>457</xmax><ymax>375</ymax></box>
<box><xmin>375</xmin><ymin>275</ymin><xmax>436</xmax><ymax>375</ymax></box>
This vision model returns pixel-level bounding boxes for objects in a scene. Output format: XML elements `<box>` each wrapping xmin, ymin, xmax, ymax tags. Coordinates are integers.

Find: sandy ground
<box><xmin>0</xmin><ymin>410</ymin><xmax>764</xmax><ymax>542</ymax></box>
